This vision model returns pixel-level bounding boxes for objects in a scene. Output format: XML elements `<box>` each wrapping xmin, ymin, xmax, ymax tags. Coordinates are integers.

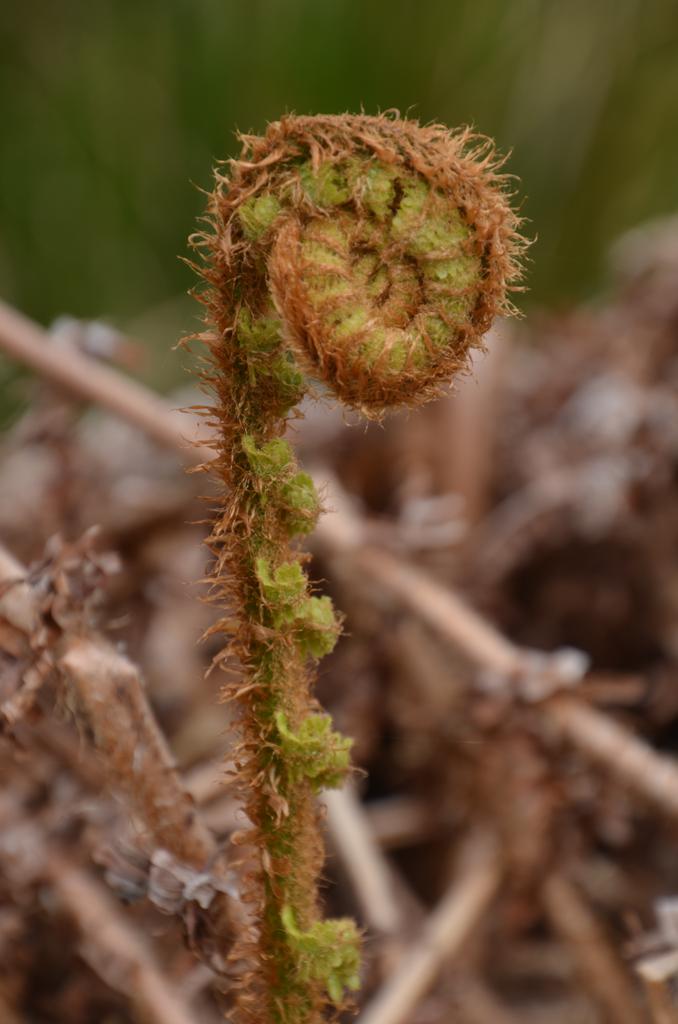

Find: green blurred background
<box><xmin>1</xmin><ymin>0</ymin><xmax>677</xmax><ymax>388</ymax></box>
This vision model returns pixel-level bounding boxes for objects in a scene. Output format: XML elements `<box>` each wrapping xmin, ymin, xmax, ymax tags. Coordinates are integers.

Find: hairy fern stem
<box><xmin>191</xmin><ymin>112</ymin><xmax>525</xmax><ymax>1023</ymax></box>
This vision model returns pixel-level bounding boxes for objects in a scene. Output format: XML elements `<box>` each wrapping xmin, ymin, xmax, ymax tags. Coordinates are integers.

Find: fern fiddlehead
<box><xmin>192</xmin><ymin>113</ymin><xmax>525</xmax><ymax>1023</ymax></box>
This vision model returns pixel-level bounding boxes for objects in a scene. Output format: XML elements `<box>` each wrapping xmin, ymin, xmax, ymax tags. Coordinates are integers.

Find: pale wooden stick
<box><xmin>315</xmin><ymin>476</ymin><xmax>678</xmax><ymax>824</ymax></box>
<box><xmin>193</xmin><ymin>782</ymin><xmax>439</xmax><ymax>865</ymax></box>
<box><xmin>0</xmin><ymin>298</ymin><xmax>201</xmax><ymax>459</ymax></box>
<box><xmin>313</xmin><ymin>475</ymin><xmax>524</xmax><ymax>679</ymax></box>
<box><xmin>637</xmin><ymin>951</ymin><xmax>678</xmax><ymax>1023</ymax></box>
<box><xmin>48</xmin><ymin>857</ymin><xmax>203</xmax><ymax>1024</ymax></box>
<box><xmin>349</xmin><ymin>545</ymin><xmax>521</xmax><ymax>677</ymax></box>
<box><xmin>0</xmin><ymin>545</ymin><xmax>50</xmax><ymax>727</ymax></box>
<box><xmin>321</xmin><ymin>784</ymin><xmax>407</xmax><ymax>937</ymax></box>
<box><xmin>184</xmin><ymin>755</ymin><xmax>234</xmax><ymax>805</ymax></box>
<box><xmin>428</xmin><ymin>323</ymin><xmax>510</xmax><ymax>523</ymax></box>
<box><xmin>0</xmin><ymin>544</ymin><xmax>40</xmax><ymax>635</ymax></box>
<box><xmin>363</xmin><ymin>794</ymin><xmax>442</xmax><ymax>851</ymax></box>
<box><xmin>548</xmin><ymin>697</ymin><xmax>678</xmax><ymax>818</ymax></box>
<box><xmin>357</xmin><ymin>834</ymin><xmax>500</xmax><ymax>1024</ymax></box>
<box><xmin>200</xmin><ymin>793</ymin><xmax>243</xmax><ymax>835</ymax></box>
<box><xmin>543</xmin><ymin>873</ymin><xmax>646</xmax><ymax>1024</ymax></box>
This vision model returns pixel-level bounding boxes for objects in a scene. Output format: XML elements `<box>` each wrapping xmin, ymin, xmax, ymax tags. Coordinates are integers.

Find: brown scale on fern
<box><xmin>191</xmin><ymin>112</ymin><xmax>525</xmax><ymax>1024</ymax></box>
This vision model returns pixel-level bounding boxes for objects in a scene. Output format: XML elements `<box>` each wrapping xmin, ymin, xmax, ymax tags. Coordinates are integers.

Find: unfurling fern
<box><xmin>191</xmin><ymin>112</ymin><xmax>525</xmax><ymax>1024</ymax></box>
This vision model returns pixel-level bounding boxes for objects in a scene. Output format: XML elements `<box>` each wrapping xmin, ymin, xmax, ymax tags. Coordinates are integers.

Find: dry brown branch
<box><xmin>0</xmin><ymin>299</ymin><xmax>200</xmax><ymax>458</ymax></box>
<box><xmin>314</xmin><ymin>473</ymin><xmax>678</xmax><ymax>823</ymax></box>
<box><xmin>427</xmin><ymin>322</ymin><xmax>511</xmax><ymax>523</ymax></box>
<box><xmin>0</xmin><ymin>545</ymin><xmax>217</xmax><ymax>867</ymax></box>
<box><xmin>357</xmin><ymin>833</ymin><xmax>500</xmax><ymax>1024</ymax></box>
<box><xmin>312</xmin><ymin>478</ymin><xmax>522</xmax><ymax>678</ymax></box>
<box><xmin>5</xmin><ymin>301</ymin><xmax>677</xmax><ymax>828</ymax></box>
<box><xmin>6</xmin><ymin>298</ymin><xmax>678</xmax><ymax>1018</ymax></box>
<box><xmin>0</xmin><ymin>793</ymin><xmax>208</xmax><ymax>1023</ymax></box>
<box><xmin>5</xmin><ymin>299</ymin><xmax>676</xmax><ymax>819</ymax></box>
<box><xmin>1</xmin><ymin>650</ymin><xmax>52</xmax><ymax>728</ymax></box>
<box><xmin>0</xmin><ymin>543</ymin><xmax>52</xmax><ymax>727</ymax></box>
<box><xmin>0</xmin><ymin>994</ymin><xmax>21</xmax><ymax>1024</ymax></box>
<box><xmin>59</xmin><ymin>636</ymin><xmax>216</xmax><ymax>868</ymax></box>
<box><xmin>48</xmin><ymin>856</ymin><xmax>203</xmax><ymax>1024</ymax></box>
<box><xmin>543</xmin><ymin>872</ymin><xmax>646</xmax><ymax>1024</ymax></box>
<box><xmin>637</xmin><ymin>952</ymin><xmax>678</xmax><ymax>1023</ymax></box>
<box><xmin>321</xmin><ymin>784</ymin><xmax>408</xmax><ymax>938</ymax></box>
<box><xmin>0</xmin><ymin>299</ymin><xmax>664</xmax><ymax>813</ymax></box>
<box><xmin>0</xmin><ymin>542</ymin><xmax>243</xmax><ymax>961</ymax></box>
<box><xmin>0</xmin><ymin>301</ymin><xmax>656</xmax><ymax>725</ymax></box>
<box><xmin>27</xmin><ymin>716</ymin><xmax>108</xmax><ymax>790</ymax></box>
<box><xmin>548</xmin><ymin>697</ymin><xmax>678</xmax><ymax>818</ymax></box>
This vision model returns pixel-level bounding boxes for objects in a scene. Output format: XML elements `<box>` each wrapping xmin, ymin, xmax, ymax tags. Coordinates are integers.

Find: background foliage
<box><xmin>1</xmin><ymin>0</ymin><xmax>677</xmax><ymax>336</ymax></box>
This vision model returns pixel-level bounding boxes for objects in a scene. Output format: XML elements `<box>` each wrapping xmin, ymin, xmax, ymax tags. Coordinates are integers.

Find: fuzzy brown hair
<box><xmin>204</xmin><ymin>112</ymin><xmax>525</xmax><ymax>415</ymax></box>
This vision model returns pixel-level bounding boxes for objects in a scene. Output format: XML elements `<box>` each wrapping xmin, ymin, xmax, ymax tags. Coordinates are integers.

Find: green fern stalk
<box><xmin>191</xmin><ymin>112</ymin><xmax>525</xmax><ymax>1023</ymax></box>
